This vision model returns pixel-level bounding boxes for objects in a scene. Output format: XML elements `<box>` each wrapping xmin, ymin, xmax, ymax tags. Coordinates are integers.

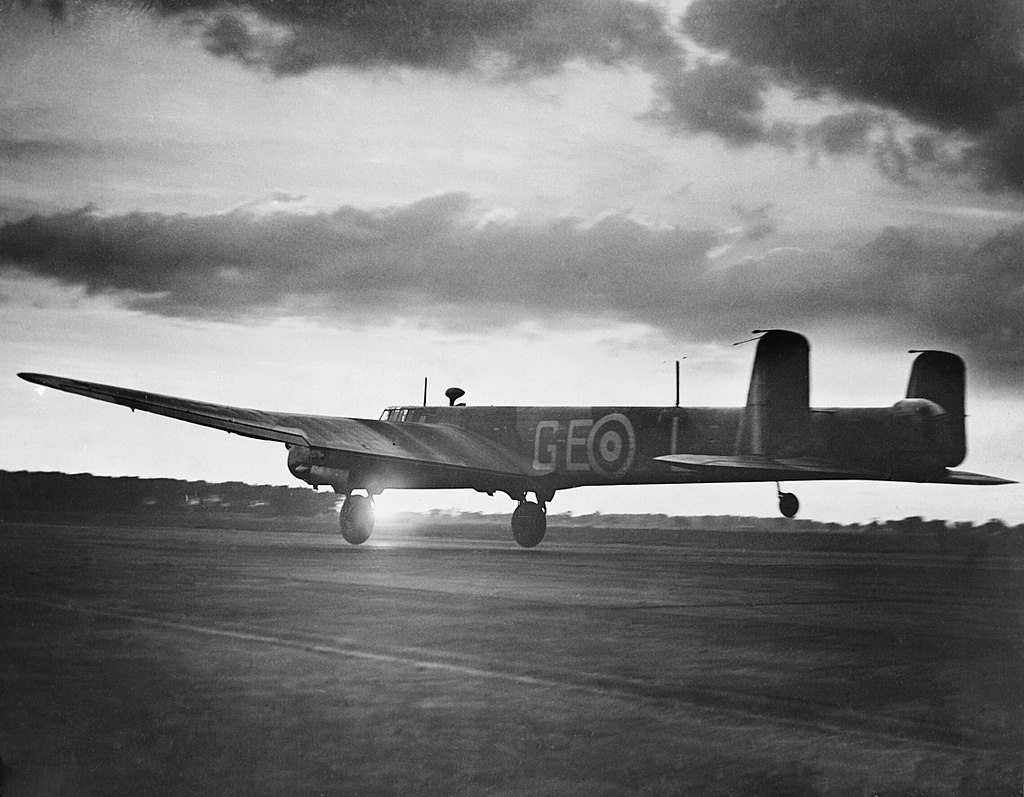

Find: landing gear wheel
<box><xmin>339</xmin><ymin>494</ymin><xmax>374</xmax><ymax>544</ymax></box>
<box><xmin>511</xmin><ymin>501</ymin><xmax>546</xmax><ymax>548</ymax></box>
<box><xmin>778</xmin><ymin>492</ymin><xmax>799</xmax><ymax>518</ymax></box>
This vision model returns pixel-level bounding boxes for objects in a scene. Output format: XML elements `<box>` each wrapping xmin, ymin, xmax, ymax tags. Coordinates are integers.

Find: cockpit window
<box><xmin>381</xmin><ymin>408</ymin><xmax>416</xmax><ymax>422</ymax></box>
<box><xmin>381</xmin><ymin>407</ymin><xmax>433</xmax><ymax>423</ymax></box>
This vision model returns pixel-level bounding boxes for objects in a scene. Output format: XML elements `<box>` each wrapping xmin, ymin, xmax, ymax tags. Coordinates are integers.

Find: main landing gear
<box><xmin>777</xmin><ymin>483</ymin><xmax>799</xmax><ymax>518</ymax></box>
<box><xmin>339</xmin><ymin>493</ymin><xmax>375</xmax><ymax>544</ymax></box>
<box><xmin>511</xmin><ymin>500</ymin><xmax>546</xmax><ymax>548</ymax></box>
<box><xmin>510</xmin><ymin>488</ymin><xmax>553</xmax><ymax>548</ymax></box>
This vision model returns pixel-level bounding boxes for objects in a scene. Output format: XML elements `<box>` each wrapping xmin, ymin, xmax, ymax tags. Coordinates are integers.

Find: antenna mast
<box><xmin>423</xmin><ymin>377</ymin><xmax>427</xmax><ymax>407</ymax></box>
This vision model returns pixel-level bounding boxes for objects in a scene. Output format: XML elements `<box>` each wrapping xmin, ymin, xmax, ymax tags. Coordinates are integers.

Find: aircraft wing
<box><xmin>655</xmin><ymin>453</ymin><xmax>1015</xmax><ymax>485</ymax></box>
<box><xmin>18</xmin><ymin>373</ymin><xmax>532</xmax><ymax>478</ymax></box>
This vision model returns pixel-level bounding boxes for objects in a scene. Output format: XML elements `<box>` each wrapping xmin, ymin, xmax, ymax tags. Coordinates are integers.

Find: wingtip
<box><xmin>18</xmin><ymin>373</ymin><xmax>70</xmax><ymax>391</ymax></box>
<box><xmin>19</xmin><ymin>372</ymin><xmax>52</xmax><ymax>385</ymax></box>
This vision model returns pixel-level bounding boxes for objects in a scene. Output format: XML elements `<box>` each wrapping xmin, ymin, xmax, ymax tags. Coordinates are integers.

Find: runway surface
<box><xmin>1</xmin><ymin>518</ymin><xmax>1021</xmax><ymax>795</ymax></box>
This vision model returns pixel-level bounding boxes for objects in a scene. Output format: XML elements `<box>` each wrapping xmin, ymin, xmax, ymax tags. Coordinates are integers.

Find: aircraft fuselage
<box><xmin>307</xmin><ymin>401</ymin><xmax>950</xmax><ymax>497</ymax></box>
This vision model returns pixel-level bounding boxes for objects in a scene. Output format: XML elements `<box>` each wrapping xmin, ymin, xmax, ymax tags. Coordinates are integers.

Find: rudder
<box><xmin>738</xmin><ymin>330</ymin><xmax>810</xmax><ymax>458</ymax></box>
<box><xmin>906</xmin><ymin>351</ymin><xmax>966</xmax><ymax>466</ymax></box>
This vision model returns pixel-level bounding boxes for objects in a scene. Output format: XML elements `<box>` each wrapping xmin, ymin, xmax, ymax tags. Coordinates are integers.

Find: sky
<box><xmin>1</xmin><ymin>0</ymin><xmax>1023</xmax><ymax>523</ymax></box>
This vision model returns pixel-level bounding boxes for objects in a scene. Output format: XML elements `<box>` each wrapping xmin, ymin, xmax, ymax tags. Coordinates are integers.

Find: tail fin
<box><xmin>737</xmin><ymin>330</ymin><xmax>810</xmax><ymax>458</ymax></box>
<box><xmin>906</xmin><ymin>351</ymin><xmax>966</xmax><ymax>466</ymax></box>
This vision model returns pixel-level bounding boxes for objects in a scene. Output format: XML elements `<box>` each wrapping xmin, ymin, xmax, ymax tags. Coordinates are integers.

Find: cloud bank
<box><xmin>682</xmin><ymin>0</ymin><xmax>1024</xmax><ymax>190</ymax></box>
<box><xmin>23</xmin><ymin>1</ymin><xmax>1024</xmax><ymax>191</ymax></box>
<box><xmin>155</xmin><ymin>0</ymin><xmax>678</xmax><ymax>77</ymax></box>
<box><xmin>2</xmin><ymin>196</ymin><xmax>1021</xmax><ymax>383</ymax></box>
<box><xmin>685</xmin><ymin>0</ymin><xmax>1024</xmax><ymax>132</ymax></box>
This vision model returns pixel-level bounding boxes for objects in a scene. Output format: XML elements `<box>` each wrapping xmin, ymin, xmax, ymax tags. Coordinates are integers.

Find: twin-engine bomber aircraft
<box><xmin>20</xmin><ymin>330</ymin><xmax>1012</xmax><ymax>547</ymax></box>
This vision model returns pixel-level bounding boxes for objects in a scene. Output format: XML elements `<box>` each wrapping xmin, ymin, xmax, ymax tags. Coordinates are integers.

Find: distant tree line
<box><xmin>0</xmin><ymin>471</ymin><xmax>338</xmax><ymax>518</ymax></box>
<box><xmin>2</xmin><ymin>471</ymin><xmax>1021</xmax><ymax>556</ymax></box>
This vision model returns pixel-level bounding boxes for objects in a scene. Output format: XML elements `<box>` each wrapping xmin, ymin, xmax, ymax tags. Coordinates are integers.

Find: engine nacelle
<box><xmin>889</xmin><ymin>398</ymin><xmax>956</xmax><ymax>472</ymax></box>
<box><xmin>286</xmin><ymin>444</ymin><xmax>350</xmax><ymax>493</ymax></box>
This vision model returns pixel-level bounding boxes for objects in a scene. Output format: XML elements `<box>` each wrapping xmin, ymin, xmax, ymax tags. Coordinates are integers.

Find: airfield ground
<box><xmin>0</xmin><ymin>517</ymin><xmax>1021</xmax><ymax>796</ymax></box>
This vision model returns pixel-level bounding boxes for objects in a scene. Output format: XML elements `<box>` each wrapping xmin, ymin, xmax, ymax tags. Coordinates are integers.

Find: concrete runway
<box><xmin>1</xmin><ymin>519</ymin><xmax>1021</xmax><ymax>795</ymax></box>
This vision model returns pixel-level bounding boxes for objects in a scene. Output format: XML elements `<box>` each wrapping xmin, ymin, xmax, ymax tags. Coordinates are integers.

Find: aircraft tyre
<box><xmin>511</xmin><ymin>501</ymin><xmax>546</xmax><ymax>548</ymax></box>
<box><xmin>340</xmin><ymin>494</ymin><xmax>374</xmax><ymax>544</ymax></box>
<box><xmin>779</xmin><ymin>492</ymin><xmax>799</xmax><ymax>518</ymax></box>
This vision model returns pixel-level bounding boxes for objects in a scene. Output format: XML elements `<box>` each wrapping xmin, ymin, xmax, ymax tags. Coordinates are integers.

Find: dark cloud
<box><xmin>21</xmin><ymin>1</ymin><xmax>1024</xmax><ymax>191</ymax></box>
<box><xmin>685</xmin><ymin>0</ymin><xmax>1024</xmax><ymax>131</ymax></box>
<box><xmin>16</xmin><ymin>0</ymin><xmax>683</xmax><ymax>108</ymax></box>
<box><xmin>802</xmin><ymin>112</ymin><xmax>918</xmax><ymax>183</ymax></box>
<box><xmin>2</xmin><ymin>197</ymin><xmax>1022</xmax><ymax>382</ymax></box>
<box><xmin>908</xmin><ymin>134</ymin><xmax>940</xmax><ymax>165</ymax></box>
<box><xmin>806</xmin><ymin>111</ymin><xmax>879</xmax><ymax>156</ymax></box>
<box><xmin>965</xmin><ymin>106</ymin><xmax>1024</xmax><ymax>191</ymax></box>
<box><xmin>645</xmin><ymin>59</ymin><xmax>767</xmax><ymax>145</ymax></box>
<box><xmin>0</xmin><ymin>195</ymin><xmax>717</xmax><ymax>320</ymax></box>
<box><xmin>683</xmin><ymin>0</ymin><xmax>1024</xmax><ymax>190</ymax></box>
<box><xmin>143</xmin><ymin>0</ymin><xmax>680</xmax><ymax>78</ymax></box>
<box><xmin>23</xmin><ymin>0</ymin><xmax>701</xmax><ymax>147</ymax></box>
<box><xmin>707</xmin><ymin>227</ymin><xmax>1024</xmax><ymax>380</ymax></box>
<box><xmin>0</xmin><ymin>200</ymin><xmax>718</xmax><ymax>332</ymax></box>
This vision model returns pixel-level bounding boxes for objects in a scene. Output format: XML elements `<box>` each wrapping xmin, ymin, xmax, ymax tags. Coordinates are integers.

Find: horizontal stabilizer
<box><xmin>655</xmin><ymin>453</ymin><xmax>869</xmax><ymax>480</ymax></box>
<box><xmin>939</xmin><ymin>470</ymin><xmax>1016</xmax><ymax>486</ymax></box>
<box><xmin>656</xmin><ymin>454</ymin><xmax>1014</xmax><ymax>486</ymax></box>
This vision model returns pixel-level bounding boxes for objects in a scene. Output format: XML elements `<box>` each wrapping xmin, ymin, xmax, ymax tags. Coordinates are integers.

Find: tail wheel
<box><xmin>511</xmin><ymin>501</ymin><xmax>546</xmax><ymax>548</ymax></box>
<box><xmin>340</xmin><ymin>494</ymin><xmax>374</xmax><ymax>544</ymax></box>
<box><xmin>778</xmin><ymin>492</ymin><xmax>799</xmax><ymax>519</ymax></box>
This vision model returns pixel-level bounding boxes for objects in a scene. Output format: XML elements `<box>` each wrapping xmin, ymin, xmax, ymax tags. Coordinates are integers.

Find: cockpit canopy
<box><xmin>380</xmin><ymin>407</ymin><xmax>432</xmax><ymax>423</ymax></box>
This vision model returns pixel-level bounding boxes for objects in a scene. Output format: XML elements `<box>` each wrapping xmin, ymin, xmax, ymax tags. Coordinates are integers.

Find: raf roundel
<box><xmin>586</xmin><ymin>413</ymin><xmax>636</xmax><ymax>477</ymax></box>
